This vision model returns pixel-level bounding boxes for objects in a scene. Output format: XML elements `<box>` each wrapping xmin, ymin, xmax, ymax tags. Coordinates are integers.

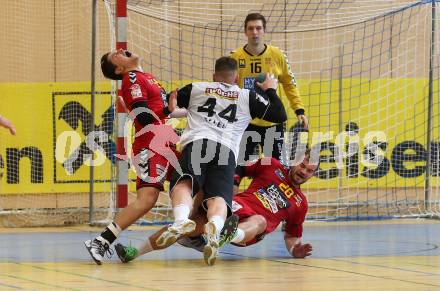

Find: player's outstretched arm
<box><xmin>0</xmin><ymin>115</ymin><xmax>16</xmax><ymax>135</ymax></box>
<box><xmin>284</xmin><ymin>232</ymin><xmax>312</xmax><ymax>258</ymax></box>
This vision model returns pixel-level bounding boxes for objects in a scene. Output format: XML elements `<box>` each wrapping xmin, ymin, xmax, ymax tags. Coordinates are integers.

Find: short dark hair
<box><xmin>215</xmin><ymin>57</ymin><xmax>237</xmax><ymax>73</ymax></box>
<box><xmin>101</xmin><ymin>53</ymin><xmax>122</xmax><ymax>80</ymax></box>
<box><xmin>244</xmin><ymin>13</ymin><xmax>267</xmax><ymax>31</ymax></box>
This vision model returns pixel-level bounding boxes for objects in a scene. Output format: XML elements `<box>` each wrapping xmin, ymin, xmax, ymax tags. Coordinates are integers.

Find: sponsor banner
<box><xmin>0</xmin><ymin>79</ymin><xmax>438</xmax><ymax>194</ymax></box>
<box><xmin>285</xmin><ymin>78</ymin><xmax>439</xmax><ymax>189</ymax></box>
<box><xmin>0</xmin><ymin>82</ymin><xmax>115</xmax><ymax>194</ymax></box>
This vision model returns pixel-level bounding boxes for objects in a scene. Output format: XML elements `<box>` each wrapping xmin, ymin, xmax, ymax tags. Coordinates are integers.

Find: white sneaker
<box><xmin>203</xmin><ymin>222</ymin><xmax>219</xmax><ymax>266</ymax></box>
<box><xmin>156</xmin><ymin>219</ymin><xmax>196</xmax><ymax>248</ymax></box>
<box><xmin>84</xmin><ymin>238</ymin><xmax>112</xmax><ymax>265</ymax></box>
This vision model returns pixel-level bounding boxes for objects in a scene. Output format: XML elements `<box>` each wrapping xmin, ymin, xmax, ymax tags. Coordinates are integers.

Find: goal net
<box><xmin>112</xmin><ymin>0</ymin><xmax>439</xmax><ymax>221</ymax></box>
<box><xmin>0</xmin><ymin>0</ymin><xmax>438</xmax><ymax>227</ymax></box>
<box><xmin>0</xmin><ymin>1</ymin><xmax>116</xmax><ymax>226</ymax></box>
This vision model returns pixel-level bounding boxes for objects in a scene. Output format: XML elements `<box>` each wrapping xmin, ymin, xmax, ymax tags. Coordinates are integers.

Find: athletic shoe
<box><xmin>177</xmin><ymin>236</ymin><xmax>206</xmax><ymax>252</ymax></box>
<box><xmin>156</xmin><ymin>219</ymin><xmax>196</xmax><ymax>248</ymax></box>
<box><xmin>84</xmin><ymin>238</ymin><xmax>113</xmax><ymax>265</ymax></box>
<box><xmin>219</xmin><ymin>214</ymin><xmax>239</xmax><ymax>247</ymax></box>
<box><xmin>114</xmin><ymin>243</ymin><xmax>138</xmax><ymax>263</ymax></box>
<box><xmin>203</xmin><ymin>221</ymin><xmax>219</xmax><ymax>266</ymax></box>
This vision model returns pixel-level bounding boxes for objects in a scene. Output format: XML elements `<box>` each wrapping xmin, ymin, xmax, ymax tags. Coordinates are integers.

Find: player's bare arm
<box><xmin>0</xmin><ymin>115</ymin><xmax>16</xmax><ymax>135</ymax></box>
<box><xmin>284</xmin><ymin>232</ymin><xmax>313</xmax><ymax>258</ymax></box>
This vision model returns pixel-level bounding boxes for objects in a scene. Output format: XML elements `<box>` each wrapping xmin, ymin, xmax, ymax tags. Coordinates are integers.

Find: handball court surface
<box><xmin>0</xmin><ymin>219</ymin><xmax>439</xmax><ymax>291</ymax></box>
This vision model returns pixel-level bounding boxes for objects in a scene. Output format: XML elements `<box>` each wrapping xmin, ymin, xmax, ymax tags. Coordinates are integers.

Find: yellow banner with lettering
<box><xmin>0</xmin><ymin>79</ymin><xmax>438</xmax><ymax>194</ymax></box>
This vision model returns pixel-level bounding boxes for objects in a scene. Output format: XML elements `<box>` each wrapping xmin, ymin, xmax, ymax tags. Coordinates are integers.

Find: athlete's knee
<box><xmin>135</xmin><ymin>187</ymin><xmax>160</xmax><ymax>211</ymax></box>
<box><xmin>252</xmin><ymin>215</ymin><xmax>267</xmax><ymax>232</ymax></box>
<box><xmin>205</xmin><ymin>196</ymin><xmax>226</xmax><ymax>207</ymax></box>
<box><xmin>171</xmin><ymin>178</ymin><xmax>192</xmax><ymax>195</ymax></box>
<box><xmin>175</xmin><ymin>178</ymin><xmax>192</xmax><ymax>189</ymax></box>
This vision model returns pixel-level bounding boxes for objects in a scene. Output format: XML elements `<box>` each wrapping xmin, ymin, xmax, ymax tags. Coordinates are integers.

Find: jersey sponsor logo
<box><xmin>128</xmin><ymin>72</ymin><xmax>137</xmax><ymax>83</ymax></box>
<box><xmin>243</xmin><ymin>77</ymin><xmax>256</xmax><ymax>90</ymax></box>
<box><xmin>239</xmin><ymin>59</ymin><xmax>246</xmax><ymax>68</ymax></box>
<box><xmin>279</xmin><ymin>182</ymin><xmax>302</xmax><ymax>206</ymax></box>
<box><xmin>130</xmin><ymin>83</ymin><xmax>142</xmax><ymax>98</ymax></box>
<box><xmin>205</xmin><ymin>87</ymin><xmax>239</xmax><ymax>100</ymax></box>
<box><xmin>267</xmin><ymin>183</ymin><xmax>291</xmax><ymax>209</ymax></box>
<box><xmin>255</xmin><ymin>188</ymin><xmax>279</xmax><ymax>213</ymax></box>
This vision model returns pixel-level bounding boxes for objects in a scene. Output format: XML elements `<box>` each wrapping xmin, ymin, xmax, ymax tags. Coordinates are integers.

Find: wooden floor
<box><xmin>0</xmin><ymin>219</ymin><xmax>439</xmax><ymax>290</ymax></box>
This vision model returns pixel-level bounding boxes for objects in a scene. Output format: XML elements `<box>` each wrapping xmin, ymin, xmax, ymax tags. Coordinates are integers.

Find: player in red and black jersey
<box><xmin>114</xmin><ymin>150</ymin><xmax>317</xmax><ymax>261</ymax></box>
<box><xmin>227</xmin><ymin>154</ymin><xmax>315</xmax><ymax>257</ymax></box>
<box><xmin>85</xmin><ymin>49</ymin><xmax>182</xmax><ymax>265</ymax></box>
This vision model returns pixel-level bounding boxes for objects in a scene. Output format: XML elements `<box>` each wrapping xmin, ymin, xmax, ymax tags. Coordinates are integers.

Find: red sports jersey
<box><xmin>121</xmin><ymin>70</ymin><xmax>170</xmax><ymax>149</ymax></box>
<box><xmin>233</xmin><ymin>157</ymin><xmax>308</xmax><ymax>238</ymax></box>
<box><xmin>121</xmin><ymin>70</ymin><xmax>179</xmax><ymax>190</ymax></box>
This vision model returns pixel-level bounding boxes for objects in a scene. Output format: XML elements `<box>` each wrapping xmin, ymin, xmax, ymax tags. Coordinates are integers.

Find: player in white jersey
<box><xmin>155</xmin><ymin>56</ymin><xmax>287</xmax><ymax>266</ymax></box>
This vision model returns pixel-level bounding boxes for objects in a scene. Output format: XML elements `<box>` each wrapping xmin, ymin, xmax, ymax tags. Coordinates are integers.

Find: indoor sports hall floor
<box><xmin>0</xmin><ymin>219</ymin><xmax>439</xmax><ymax>290</ymax></box>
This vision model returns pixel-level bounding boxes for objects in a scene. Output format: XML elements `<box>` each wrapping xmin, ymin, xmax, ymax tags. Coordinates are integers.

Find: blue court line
<box><xmin>220</xmin><ymin>251</ymin><xmax>440</xmax><ymax>288</ymax></box>
<box><xmin>6</xmin><ymin>261</ymin><xmax>162</xmax><ymax>291</ymax></box>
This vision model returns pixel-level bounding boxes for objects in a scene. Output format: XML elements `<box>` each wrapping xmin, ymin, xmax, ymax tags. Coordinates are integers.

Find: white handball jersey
<box><xmin>178</xmin><ymin>82</ymin><xmax>254</xmax><ymax>160</ymax></box>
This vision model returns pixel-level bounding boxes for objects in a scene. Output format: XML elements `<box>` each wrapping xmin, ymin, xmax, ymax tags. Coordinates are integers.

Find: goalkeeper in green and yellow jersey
<box><xmin>231</xmin><ymin>12</ymin><xmax>308</xmax><ymax>165</ymax></box>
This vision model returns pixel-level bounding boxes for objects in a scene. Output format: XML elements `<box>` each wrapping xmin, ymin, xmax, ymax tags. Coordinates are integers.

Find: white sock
<box><xmin>108</xmin><ymin>222</ymin><xmax>122</xmax><ymax>236</ymax></box>
<box><xmin>173</xmin><ymin>204</ymin><xmax>191</xmax><ymax>224</ymax></box>
<box><xmin>138</xmin><ymin>238</ymin><xmax>153</xmax><ymax>256</ymax></box>
<box><xmin>231</xmin><ymin>228</ymin><xmax>245</xmax><ymax>244</ymax></box>
<box><xmin>209</xmin><ymin>215</ymin><xmax>225</xmax><ymax>235</ymax></box>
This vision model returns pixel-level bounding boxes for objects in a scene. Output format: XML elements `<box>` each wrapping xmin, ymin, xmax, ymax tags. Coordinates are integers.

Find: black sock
<box><xmin>100</xmin><ymin>222</ymin><xmax>120</xmax><ymax>244</ymax></box>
